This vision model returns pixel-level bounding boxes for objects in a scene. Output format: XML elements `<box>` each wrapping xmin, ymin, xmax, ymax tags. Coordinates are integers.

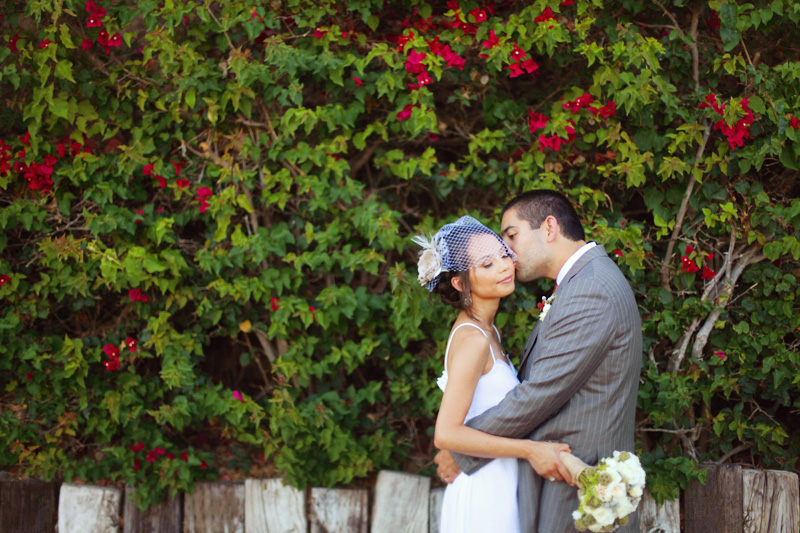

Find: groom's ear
<box><xmin>543</xmin><ymin>215</ymin><xmax>559</xmax><ymax>242</ymax></box>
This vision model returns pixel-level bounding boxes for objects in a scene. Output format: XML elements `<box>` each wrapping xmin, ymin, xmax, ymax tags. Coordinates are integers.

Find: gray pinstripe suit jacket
<box><xmin>452</xmin><ymin>245</ymin><xmax>642</xmax><ymax>532</ymax></box>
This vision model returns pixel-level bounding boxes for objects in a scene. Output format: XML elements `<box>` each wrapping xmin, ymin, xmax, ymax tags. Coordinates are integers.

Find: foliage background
<box><xmin>1</xmin><ymin>0</ymin><xmax>799</xmax><ymax>508</ymax></box>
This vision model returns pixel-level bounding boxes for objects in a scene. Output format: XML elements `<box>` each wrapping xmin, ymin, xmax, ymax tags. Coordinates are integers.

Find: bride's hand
<box><xmin>526</xmin><ymin>441</ymin><xmax>574</xmax><ymax>485</ymax></box>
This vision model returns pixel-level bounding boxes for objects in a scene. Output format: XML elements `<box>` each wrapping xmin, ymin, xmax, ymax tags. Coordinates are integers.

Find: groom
<box><xmin>435</xmin><ymin>190</ymin><xmax>642</xmax><ymax>532</ymax></box>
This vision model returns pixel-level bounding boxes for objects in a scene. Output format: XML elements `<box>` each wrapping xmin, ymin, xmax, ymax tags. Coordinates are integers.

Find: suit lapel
<box><xmin>516</xmin><ymin>245</ymin><xmax>608</xmax><ymax>378</ymax></box>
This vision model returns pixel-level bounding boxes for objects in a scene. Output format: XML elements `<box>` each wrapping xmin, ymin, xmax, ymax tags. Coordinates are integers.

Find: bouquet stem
<box><xmin>560</xmin><ymin>451</ymin><xmax>591</xmax><ymax>486</ymax></box>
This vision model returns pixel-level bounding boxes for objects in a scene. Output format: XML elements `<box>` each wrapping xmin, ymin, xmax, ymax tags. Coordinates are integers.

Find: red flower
<box><xmin>17</xmin><ymin>149</ymin><xmax>26</xmax><ymax>159</ymax></box>
<box><xmin>145</xmin><ymin>451</ymin><xmax>157</xmax><ymax>462</ymax></box>
<box><xmin>129</xmin><ymin>288</ymin><xmax>148</xmax><ymax>302</ymax></box>
<box><xmin>172</xmin><ymin>160</ymin><xmax>184</xmax><ymax>176</ymax></box>
<box><xmin>200</xmin><ymin>460</ymin><xmax>208</xmax><ymax>469</ymax></box>
<box><xmin>233</xmin><ymin>390</ymin><xmax>245</xmax><ymax>402</ymax></box>
<box><xmin>97</xmin><ymin>30</ymin><xmax>109</xmax><ymax>47</ymax></box>
<box><xmin>197</xmin><ymin>186</ymin><xmax>213</xmax><ymax>198</ymax></box>
<box><xmin>397</xmin><ymin>31</ymin><xmax>415</xmax><ymax>52</ymax></box>
<box><xmin>790</xmin><ymin>117</ymin><xmax>799</xmax><ymax>129</ymax></box>
<box><xmin>25</xmin><ymin>371</ymin><xmax>34</xmax><ymax>381</ymax></box>
<box><xmin>313</xmin><ymin>27</ymin><xmax>327</xmax><ymax>39</ymax></box>
<box><xmin>613</xmin><ymin>249</ymin><xmax>624</xmax><ymax>257</ymax></box>
<box><xmin>19</xmin><ymin>132</ymin><xmax>30</xmax><ymax>146</ymax></box>
<box><xmin>482</xmin><ymin>29</ymin><xmax>499</xmax><ymax>49</ymax></box>
<box><xmin>40</xmin><ymin>39</ymin><xmax>51</xmax><ymax>50</ymax></box>
<box><xmin>700</xmin><ymin>266</ymin><xmax>716</xmax><ymax>280</ymax></box>
<box><xmin>560</xmin><ymin>0</ymin><xmax>575</xmax><ymax>5</ymax></box>
<box><xmin>397</xmin><ymin>104</ymin><xmax>415</xmax><ymax>121</ymax></box>
<box><xmin>680</xmin><ymin>256</ymin><xmax>699</xmax><ymax>273</ymax></box>
<box><xmin>510</xmin><ymin>44</ymin><xmax>526</xmax><ymax>61</ymax></box>
<box><xmin>142</xmin><ymin>163</ymin><xmax>154</xmax><ymax>176</ymax></box>
<box><xmin>470</xmin><ymin>8</ymin><xmax>487</xmax><ymax>22</ymax></box>
<box><xmin>125</xmin><ymin>337</ymin><xmax>137</xmax><ymax>352</ymax></box>
<box><xmin>44</xmin><ymin>155</ymin><xmax>57</xmax><ymax>166</ymax></box>
<box><xmin>86</xmin><ymin>1</ymin><xmax>98</xmax><ymax>12</ymax></box>
<box><xmin>0</xmin><ymin>274</ymin><xmax>10</xmax><ymax>287</ymax></box>
<box><xmin>154</xmin><ymin>175</ymin><xmax>167</xmax><ymax>188</ymax></box>
<box><xmin>686</xmin><ymin>245</ymin><xmax>694</xmax><ymax>254</ymax></box>
<box><xmin>446</xmin><ymin>0</ymin><xmax>460</xmax><ymax>11</ymax></box>
<box><xmin>153</xmin><ymin>447</ymin><xmax>166</xmax><ymax>455</ymax></box>
<box><xmin>713</xmin><ymin>350</ymin><xmax>726</xmax><ymax>361</ymax></box>
<box><xmin>271</xmin><ymin>297</ymin><xmax>280</xmax><ymax>311</ymax></box>
<box><xmin>590</xmin><ymin>101</ymin><xmax>616</xmax><ymax>118</ymax></box>
<box><xmin>528</xmin><ymin>112</ymin><xmax>549</xmax><ymax>133</ymax></box>
<box><xmin>520</xmin><ymin>59</ymin><xmax>539</xmax><ymax>73</ymax></box>
<box><xmin>87</xmin><ymin>15</ymin><xmax>102</xmax><ymax>28</ymax></box>
<box><xmin>133</xmin><ymin>458</ymin><xmax>141</xmax><ymax>471</ymax></box>
<box><xmin>538</xmin><ymin>135</ymin><xmax>563</xmax><ymax>152</ymax></box>
<box><xmin>8</xmin><ymin>35</ymin><xmax>20</xmax><ymax>52</ymax></box>
<box><xmin>417</xmin><ymin>72</ymin><xmax>433</xmax><ymax>86</ymax></box>
<box><xmin>129</xmin><ymin>441</ymin><xmax>145</xmax><ymax>452</ymax></box>
<box><xmin>352</xmin><ymin>75</ymin><xmax>362</xmax><ymax>86</ymax></box>
<box><xmin>505</xmin><ymin>62</ymin><xmax>524</xmax><ymax>78</ymax></box>
<box><xmin>109</xmin><ymin>33</ymin><xmax>122</xmax><ymax>48</ymax></box>
<box><xmin>534</xmin><ymin>7</ymin><xmax>556</xmax><ymax>23</ymax></box>
<box><xmin>405</xmin><ymin>50</ymin><xmax>427</xmax><ymax>74</ymax></box>
<box><xmin>176</xmin><ymin>178</ymin><xmax>190</xmax><ymax>188</ymax></box>
<box><xmin>537</xmin><ymin>301</ymin><xmax>545</xmax><ymax>310</ymax></box>
<box><xmin>181</xmin><ymin>453</ymin><xmax>189</xmax><ymax>462</ymax></box>
<box><xmin>563</xmin><ymin>93</ymin><xmax>594</xmax><ymax>113</ymax></box>
<box><xmin>699</xmin><ymin>94</ymin><xmax>724</xmax><ymax>115</ymax></box>
<box><xmin>103</xmin><ymin>343</ymin><xmax>120</xmax><ymax>359</ymax></box>
<box><xmin>166</xmin><ymin>453</ymin><xmax>175</xmax><ymax>460</ymax></box>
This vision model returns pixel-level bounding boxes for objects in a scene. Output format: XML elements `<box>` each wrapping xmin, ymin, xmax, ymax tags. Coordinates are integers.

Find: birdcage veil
<box><xmin>412</xmin><ymin>216</ymin><xmax>517</xmax><ymax>291</ymax></box>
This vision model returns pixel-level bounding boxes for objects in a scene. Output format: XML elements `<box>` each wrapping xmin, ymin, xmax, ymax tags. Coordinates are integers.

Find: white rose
<box><xmin>572</xmin><ymin>510</ymin><xmax>582</xmax><ymax>521</ymax></box>
<box><xmin>628</xmin><ymin>485</ymin><xmax>643</xmax><ymax>499</ymax></box>
<box><xmin>615</xmin><ymin>462</ymin><xmax>639</xmax><ymax>484</ymax></box>
<box><xmin>614</xmin><ymin>498</ymin><xmax>635</xmax><ymax>519</ymax></box>
<box><xmin>595</xmin><ymin>484</ymin><xmax>611</xmax><ymax>502</ymax></box>
<box><xmin>590</xmin><ymin>506</ymin><xmax>616</xmax><ymax>527</ymax></box>
<box><xmin>603</xmin><ymin>467</ymin><xmax>622</xmax><ymax>485</ymax></box>
<box><xmin>609</xmin><ymin>482</ymin><xmax>626</xmax><ymax>499</ymax></box>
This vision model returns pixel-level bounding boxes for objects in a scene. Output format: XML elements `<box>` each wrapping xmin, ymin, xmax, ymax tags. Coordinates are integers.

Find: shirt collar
<box><xmin>556</xmin><ymin>242</ymin><xmax>597</xmax><ymax>286</ymax></box>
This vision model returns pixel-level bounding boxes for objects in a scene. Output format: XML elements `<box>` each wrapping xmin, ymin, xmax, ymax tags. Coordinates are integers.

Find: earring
<box><xmin>464</xmin><ymin>293</ymin><xmax>472</xmax><ymax>306</ymax></box>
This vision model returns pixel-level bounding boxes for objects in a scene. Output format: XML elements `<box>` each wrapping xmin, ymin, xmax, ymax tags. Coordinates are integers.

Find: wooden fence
<box><xmin>0</xmin><ymin>465</ymin><xmax>797</xmax><ymax>532</ymax></box>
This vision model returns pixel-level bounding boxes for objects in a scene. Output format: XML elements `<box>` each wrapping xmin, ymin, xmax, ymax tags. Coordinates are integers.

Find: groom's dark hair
<box><xmin>502</xmin><ymin>190</ymin><xmax>585</xmax><ymax>241</ymax></box>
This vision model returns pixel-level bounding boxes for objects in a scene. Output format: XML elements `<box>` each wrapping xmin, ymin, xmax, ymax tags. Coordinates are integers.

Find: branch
<box><xmin>659</xmin><ymin>123</ymin><xmax>712</xmax><ymax>290</ymax></box>
<box><xmin>714</xmin><ymin>443</ymin><xmax>752</xmax><ymax>464</ymax></box>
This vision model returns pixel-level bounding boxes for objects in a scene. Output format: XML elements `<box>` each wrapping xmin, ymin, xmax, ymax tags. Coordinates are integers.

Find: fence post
<box><xmin>684</xmin><ymin>463</ymin><xmax>743</xmax><ymax>533</ymax></box>
<box><xmin>122</xmin><ymin>487</ymin><xmax>182</xmax><ymax>533</ymax></box>
<box><xmin>0</xmin><ymin>479</ymin><xmax>59</xmax><ymax>533</ymax></box>
<box><xmin>310</xmin><ymin>487</ymin><xmax>368</xmax><ymax>533</ymax></box>
<box><xmin>371</xmin><ymin>470</ymin><xmax>430</xmax><ymax>533</ymax></box>
<box><xmin>742</xmin><ymin>469</ymin><xmax>800</xmax><ymax>533</ymax></box>
<box><xmin>183</xmin><ymin>481</ymin><xmax>244</xmax><ymax>533</ymax></box>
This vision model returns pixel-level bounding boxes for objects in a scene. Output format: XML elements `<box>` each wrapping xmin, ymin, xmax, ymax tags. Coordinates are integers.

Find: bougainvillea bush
<box><xmin>1</xmin><ymin>0</ymin><xmax>799</xmax><ymax>508</ymax></box>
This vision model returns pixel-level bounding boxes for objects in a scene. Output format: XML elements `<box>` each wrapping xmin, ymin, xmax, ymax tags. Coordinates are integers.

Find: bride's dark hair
<box><xmin>432</xmin><ymin>271</ymin><xmax>475</xmax><ymax>317</ymax></box>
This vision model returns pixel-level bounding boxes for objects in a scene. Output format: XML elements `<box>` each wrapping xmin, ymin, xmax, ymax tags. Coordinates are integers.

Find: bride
<box><xmin>414</xmin><ymin>216</ymin><xmax>572</xmax><ymax>533</ymax></box>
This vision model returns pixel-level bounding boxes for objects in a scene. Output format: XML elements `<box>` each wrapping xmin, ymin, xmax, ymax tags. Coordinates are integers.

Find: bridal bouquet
<box><xmin>560</xmin><ymin>450</ymin><xmax>646</xmax><ymax>532</ymax></box>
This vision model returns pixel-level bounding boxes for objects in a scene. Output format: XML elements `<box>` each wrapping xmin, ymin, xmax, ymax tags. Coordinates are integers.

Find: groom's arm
<box><xmin>453</xmin><ymin>281</ymin><xmax>615</xmax><ymax>473</ymax></box>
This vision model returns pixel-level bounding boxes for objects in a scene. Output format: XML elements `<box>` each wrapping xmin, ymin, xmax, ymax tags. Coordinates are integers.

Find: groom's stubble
<box><xmin>500</xmin><ymin>208</ymin><xmax>556</xmax><ymax>283</ymax></box>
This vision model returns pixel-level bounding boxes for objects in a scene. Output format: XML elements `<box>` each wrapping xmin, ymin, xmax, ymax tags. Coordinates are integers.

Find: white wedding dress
<box><xmin>437</xmin><ymin>323</ymin><xmax>521</xmax><ymax>533</ymax></box>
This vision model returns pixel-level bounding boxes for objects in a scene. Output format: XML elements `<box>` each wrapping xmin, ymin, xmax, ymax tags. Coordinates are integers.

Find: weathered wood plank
<box><xmin>244</xmin><ymin>478</ymin><xmax>306</xmax><ymax>533</ymax></box>
<box><xmin>743</xmin><ymin>469</ymin><xmax>800</xmax><ymax>533</ymax></box>
<box><xmin>371</xmin><ymin>470</ymin><xmax>430</xmax><ymax>533</ymax></box>
<box><xmin>58</xmin><ymin>483</ymin><xmax>123</xmax><ymax>533</ymax></box>
<box><xmin>0</xmin><ymin>480</ymin><xmax>59</xmax><ymax>533</ymax></box>
<box><xmin>123</xmin><ymin>487</ymin><xmax>182</xmax><ymax>533</ymax></box>
<box><xmin>429</xmin><ymin>487</ymin><xmax>444</xmax><ymax>533</ymax></box>
<box><xmin>638</xmin><ymin>489</ymin><xmax>680</xmax><ymax>533</ymax></box>
<box><xmin>183</xmin><ymin>481</ymin><xmax>244</xmax><ymax>533</ymax></box>
<box><xmin>684</xmin><ymin>463</ymin><xmax>743</xmax><ymax>533</ymax></box>
<box><xmin>310</xmin><ymin>487</ymin><xmax>368</xmax><ymax>533</ymax></box>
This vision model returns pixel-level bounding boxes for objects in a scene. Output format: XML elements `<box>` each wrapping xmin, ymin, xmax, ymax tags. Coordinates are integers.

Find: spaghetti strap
<box><xmin>443</xmin><ymin>323</ymin><xmax>495</xmax><ymax>374</ymax></box>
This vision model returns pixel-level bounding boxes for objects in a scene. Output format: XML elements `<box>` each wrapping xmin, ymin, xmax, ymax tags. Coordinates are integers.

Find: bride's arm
<box><xmin>433</xmin><ymin>328</ymin><xmax>570</xmax><ymax>480</ymax></box>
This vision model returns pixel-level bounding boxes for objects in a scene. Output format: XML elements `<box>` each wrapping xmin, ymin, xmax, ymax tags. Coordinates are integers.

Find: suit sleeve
<box><xmin>453</xmin><ymin>278</ymin><xmax>616</xmax><ymax>474</ymax></box>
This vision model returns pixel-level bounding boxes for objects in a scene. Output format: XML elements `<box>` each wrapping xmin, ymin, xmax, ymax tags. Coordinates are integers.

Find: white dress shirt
<box><xmin>556</xmin><ymin>242</ymin><xmax>597</xmax><ymax>286</ymax></box>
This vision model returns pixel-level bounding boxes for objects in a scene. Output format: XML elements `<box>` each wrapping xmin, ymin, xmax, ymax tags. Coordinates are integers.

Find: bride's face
<box><xmin>465</xmin><ymin>233</ymin><xmax>516</xmax><ymax>300</ymax></box>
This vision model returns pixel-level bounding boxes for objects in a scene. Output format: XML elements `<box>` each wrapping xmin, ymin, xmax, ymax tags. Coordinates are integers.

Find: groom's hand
<box><xmin>434</xmin><ymin>450</ymin><xmax>462</xmax><ymax>484</ymax></box>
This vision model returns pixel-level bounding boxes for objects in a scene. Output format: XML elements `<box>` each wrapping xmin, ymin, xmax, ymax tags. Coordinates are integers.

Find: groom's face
<box><xmin>500</xmin><ymin>208</ymin><xmax>549</xmax><ymax>282</ymax></box>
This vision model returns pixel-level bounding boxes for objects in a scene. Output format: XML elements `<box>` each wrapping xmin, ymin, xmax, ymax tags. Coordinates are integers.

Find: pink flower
<box><xmin>482</xmin><ymin>29</ymin><xmax>499</xmax><ymax>49</ymax></box>
<box><xmin>528</xmin><ymin>112</ymin><xmax>549</xmax><ymax>133</ymax></box>
<box><xmin>87</xmin><ymin>15</ymin><xmax>102</xmax><ymax>28</ymax></box>
<box><xmin>560</xmin><ymin>0</ymin><xmax>575</xmax><ymax>5</ymax></box>
<box><xmin>510</xmin><ymin>44</ymin><xmax>526</xmax><ymax>61</ymax></box>
<box><xmin>417</xmin><ymin>72</ymin><xmax>433</xmax><ymax>86</ymax></box>
<box><xmin>397</xmin><ymin>104</ymin><xmax>415</xmax><ymax>121</ymax></box>
<box><xmin>129</xmin><ymin>288</ymin><xmax>148</xmax><ymax>302</ymax></box>
<box><xmin>197</xmin><ymin>186</ymin><xmax>213</xmax><ymax>198</ymax></box>
<box><xmin>352</xmin><ymin>75</ymin><xmax>362</xmax><ymax>86</ymax></box>
<box><xmin>538</xmin><ymin>135</ymin><xmax>563</xmax><ymax>152</ymax></box>
<box><xmin>613</xmin><ymin>249</ymin><xmax>624</xmax><ymax>257</ymax></box>
<box><xmin>154</xmin><ymin>175</ymin><xmax>167</xmax><ymax>188</ymax></box>
<box><xmin>590</xmin><ymin>101</ymin><xmax>616</xmax><ymax>118</ymax></box>
<box><xmin>713</xmin><ymin>350</ymin><xmax>726</xmax><ymax>361</ymax></box>
<box><xmin>109</xmin><ymin>33</ymin><xmax>122</xmax><ymax>48</ymax></box>
<box><xmin>563</xmin><ymin>93</ymin><xmax>594</xmax><ymax>113</ymax></box>
<box><xmin>85</xmin><ymin>1</ymin><xmax>98</xmax><ymax>13</ymax></box>
<box><xmin>233</xmin><ymin>390</ymin><xmax>245</xmax><ymax>402</ymax></box>
<box><xmin>176</xmin><ymin>178</ymin><xmax>190</xmax><ymax>188</ymax></box>
<box><xmin>405</xmin><ymin>50</ymin><xmax>426</xmax><ymax>74</ymax></box>
<box><xmin>153</xmin><ymin>447</ymin><xmax>166</xmax><ymax>455</ymax></box>
<box><xmin>505</xmin><ymin>62</ymin><xmax>524</xmax><ymax>78</ymax></box>
<box><xmin>145</xmin><ymin>451</ymin><xmax>157</xmax><ymax>462</ymax></box>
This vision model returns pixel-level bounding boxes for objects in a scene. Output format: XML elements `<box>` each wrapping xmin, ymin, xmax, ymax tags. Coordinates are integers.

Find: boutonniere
<box><xmin>537</xmin><ymin>293</ymin><xmax>555</xmax><ymax>321</ymax></box>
